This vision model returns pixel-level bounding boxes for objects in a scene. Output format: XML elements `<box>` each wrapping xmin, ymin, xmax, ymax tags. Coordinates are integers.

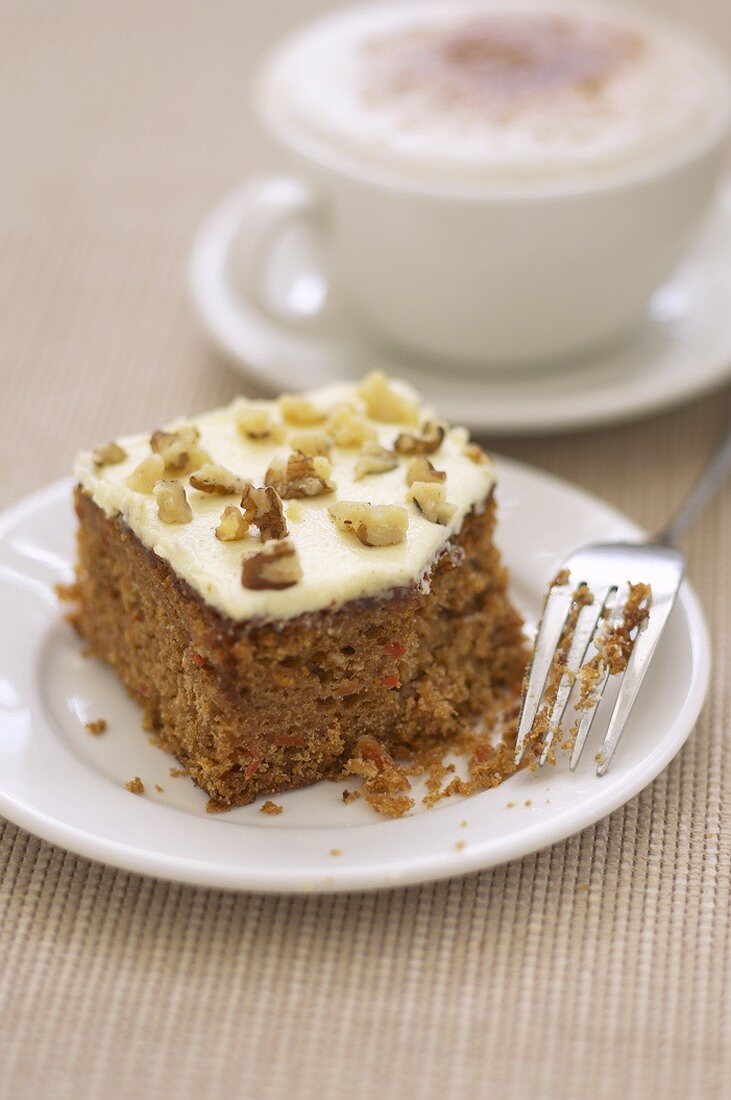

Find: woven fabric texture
<box><xmin>1</xmin><ymin>2</ymin><xmax>730</xmax><ymax>1097</ymax></box>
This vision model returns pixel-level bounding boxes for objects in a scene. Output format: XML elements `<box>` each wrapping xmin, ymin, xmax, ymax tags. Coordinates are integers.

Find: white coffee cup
<box><xmin>236</xmin><ymin>1</ymin><xmax>731</xmax><ymax>369</ymax></box>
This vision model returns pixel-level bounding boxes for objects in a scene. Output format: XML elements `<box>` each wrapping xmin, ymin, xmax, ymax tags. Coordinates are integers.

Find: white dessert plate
<box><xmin>0</xmin><ymin>460</ymin><xmax>709</xmax><ymax>894</ymax></box>
<box><xmin>189</xmin><ymin>182</ymin><xmax>731</xmax><ymax>436</ymax></box>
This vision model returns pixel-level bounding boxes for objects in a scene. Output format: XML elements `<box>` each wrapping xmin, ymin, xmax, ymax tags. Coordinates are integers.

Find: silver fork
<box><xmin>514</xmin><ymin>414</ymin><xmax>731</xmax><ymax>776</ymax></box>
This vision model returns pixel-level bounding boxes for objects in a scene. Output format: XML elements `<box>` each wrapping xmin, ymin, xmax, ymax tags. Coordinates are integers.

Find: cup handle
<box><xmin>226</xmin><ymin>175</ymin><xmax>337</xmax><ymax>337</ymax></box>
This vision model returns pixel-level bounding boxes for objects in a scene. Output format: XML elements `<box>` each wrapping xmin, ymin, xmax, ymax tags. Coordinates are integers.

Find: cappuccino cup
<box><xmin>239</xmin><ymin>1</ymin><xmax>731</xmax><ymax>369</ymax></box>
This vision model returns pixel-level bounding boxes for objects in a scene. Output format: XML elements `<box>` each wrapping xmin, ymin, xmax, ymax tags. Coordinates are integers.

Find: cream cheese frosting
<box><xmin>74</xmin><ymin>377</ymin><xmax>495</xmax><ymax>623</ymax></box>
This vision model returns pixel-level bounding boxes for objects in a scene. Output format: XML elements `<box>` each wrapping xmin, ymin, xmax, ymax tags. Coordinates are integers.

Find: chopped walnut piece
<box><xmin>278</xmin><ymin>394</ymin><xmax>326</xmax><ymax>426</ymax></box>
<box><xmin>325</xmin><ymin>405</ymin><xmax>377</xmax><ymax>448</ymax></box>
<box><xmin>353</xmin><ymin>442</ymin><xmax>399</xmax><ymax>480</ymax></box>
<box><xmin>357</xmin><ymin>370</ymin><xmax>420</xmax><ymax>425</ymax></box>
<box><xmin>215</xmin><ymin>505</ymin><xmax>250</xmax><ymax>541</ymax></box>
<box><xmin>126</xmin><ymin>453</ymin><xmax>165</xmax><ymax>493</ymax></box>
<box><xmin>464</xmin><ymin>442</ymin><xmax>490</xmax><ymax>465</ymax></box>
<box><xmin>242</xmin><ymin>539</ymin><xmax>302</xmax><ymax>590</ymax></box>
<box><xmin>329</xmin><ymin>501</ymin><xmax>408</xmax><ymax>547</ymax></box>
<box><xmin>405</xmin><ymin>456</ymin><xmax>446</xmax><ymax>486</ymax></box>
<box><xmin>241</xmin><ymin>483</ymin><xmax>288</xmax><ymax>541</ymax></box>
<box><xmin>265</xmin><ymin>451</ymin><xmax>335</xmax><ymax>499</ymax></box>
<box><xmin>289</xmin><ymin>429</ymin><xmax>332</xmax><ymax>456</ymax></box>
<box><xmin>235</xmin><ymin>405</ymin><xmax>284</xmax><ymax>443</ymax></box>
<box><xmin>394</xmin><ymin>420</ymin><xmax>445</xmax><ymax>456</ymax></box>
<box><xmin>154</xmin><ymin>480</ymin><xmax>193</xmax><ymax>524</ymax></box>
<box><xmin>150</xmin><ymin>425</ymin><xmax>211</xmax><ymax>475</ymax></box>
<box><xmin>189</xmin><ymin>463</ymin><xmax>244</xmax><ymax>496</ymax></box>
<box><xmin>408</xmin><ymin>481</ymin><xmax>456</xmax><ymax>526</ymax></box>
<box><xmin>92</xmin><ymin>442</ymin><xmax>127</xmax><ymax>467</ymax></box>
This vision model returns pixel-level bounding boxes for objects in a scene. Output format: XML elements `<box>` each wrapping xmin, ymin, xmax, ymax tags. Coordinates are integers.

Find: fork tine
<box><xmin>569</xmin><ymin>595</ymin><xmax>626</xmax><ymax>772</ymax></box>
<box><xmin>595</xmin><ymin>595</ymin><xmax>677</xmax><ymax>776</ymax></box>
<box><xmin>569</xmin><ymin>666</ymin><xmax>611</xmax><ymax>771</ymax></box>
<box><xmin>514</xmin><ymin>584</ymin><xmax>573</xmax><ymax>764</ymax></box>
<box><xmin>538</xmin><ymin>591</ymin><xmax>612</xmax><ymax>765</ymax></box>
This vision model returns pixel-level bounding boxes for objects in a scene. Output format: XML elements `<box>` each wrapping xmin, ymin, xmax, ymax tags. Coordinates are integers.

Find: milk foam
<box><xmin>260</xmin><ymin>1</ymin><xmax>728</xmax><ymax>185</ymax></box>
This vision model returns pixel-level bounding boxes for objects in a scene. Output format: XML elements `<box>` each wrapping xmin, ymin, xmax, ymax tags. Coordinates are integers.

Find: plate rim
<box><xmin>0</xmin><ymin>464</ymin><xmax>711</xmax><ymax>893</ymax></box>
<box><xmin>188</xmin><ymin>179</ymin><xmax>731</xmax><ymax>436</ymax></box>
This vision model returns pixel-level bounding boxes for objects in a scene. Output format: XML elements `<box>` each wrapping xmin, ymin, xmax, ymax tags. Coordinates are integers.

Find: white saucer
<box><xmin>0</xmin><ymin>462</ymin><xmax>709</xmax><ymax>893</ymax></box>
<box><xmin>189</xmin><ymin>182</ymin><xmax>731</xmax><ymax>436</ymax></box>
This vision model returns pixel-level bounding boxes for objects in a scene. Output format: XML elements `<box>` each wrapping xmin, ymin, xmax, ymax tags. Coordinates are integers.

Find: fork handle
<box><xmin>655</xmin><ymin>413</ymin><xmax>731</xmax><ymax>545</ymax></box>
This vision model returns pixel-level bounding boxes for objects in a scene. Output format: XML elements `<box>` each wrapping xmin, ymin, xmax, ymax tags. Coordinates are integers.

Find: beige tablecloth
<box><xmin>1</xmin><ymin>3</ymin><xmax>730</xmax><ymax>1097</ymax></box>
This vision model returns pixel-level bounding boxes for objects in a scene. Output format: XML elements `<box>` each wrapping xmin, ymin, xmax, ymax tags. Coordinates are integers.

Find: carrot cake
<box><xmin>68</xmin><ymin>372</ymin><xmax>528</xmax><ymax>809</ymax></box>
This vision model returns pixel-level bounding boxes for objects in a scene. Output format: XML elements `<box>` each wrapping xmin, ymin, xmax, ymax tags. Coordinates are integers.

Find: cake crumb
<box><xmin>340</xmin><ymin>735</ymin><xmax>415</xmax><ymax>817</ymax></box>
<box><xmin>455</xmin><ymin>840</ymin><xmax>466</xmax><ymax>851</ymax></box>
<box><xmin>260</xmin><ymin>800</ymin><xmax>283</xmax><ymax>816</ymax></box>
<box><xmin>125</xmin><ymin>777</ymin><xmax>144</xmax><ymax>795</ymax></box>
<box><xmin>169</xmin><ymin>767</ymin><xmax>186</xmax><ymax>778</ymax></box>
<box><xmin>85</xmin><ymin>718</ymin><xmax>107</xmax><ymax>735</ymax></box>
<box><xmin>460</xmin><ymin>820</ymin><xmax>468</xmax><ymax>828</ymax></box>
<box><xmin>154</xmin><ymin>784</ymin><xmax>164</xmax><ymax>793</ymax></box>
<box><xmin>342</xmin><ymin>788</ymin><xmax>360</xmax><ymax>804</ymax></box>
<box><xmin>329</xmin><ymin>848</ymin><xmax>343</xmax><ymax>857</ymax></box>
<box><xmin>524</xmin><ymin>799</ymin><xmax>532</xmax><ymax>807</ymax></box>
<box><xmin>507</xmin><ymin>801</ymin><xmax>516</xmax><ymax>809</ymax></box>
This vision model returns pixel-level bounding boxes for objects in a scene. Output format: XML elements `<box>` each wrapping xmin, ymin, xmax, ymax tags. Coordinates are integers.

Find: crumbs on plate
<box><xmin>85</xmin><ymin>718</ymin><xmax>107</xmax><ymax>735</ymax></box>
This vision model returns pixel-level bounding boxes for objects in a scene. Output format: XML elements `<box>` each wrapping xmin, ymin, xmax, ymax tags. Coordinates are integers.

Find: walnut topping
<box><xmin>235</xmin><ymin>405</ymin><xmax>284</xmax><ymax>442</ymax></box>
<box><xmin>242</xmin><ymin>539</ymin><xmax>302</xmax><ymax>590</ymax></box>
<box><xmin>289</xmin><ymin>429</ymin><xmax>332</xmax><ymax>456</ymax></box>
<box><xmin>357</xmin><ymin>370</ymin><xmax>420</xmax><ymax>426</ymax></box>
<box><xmin>241</xmin><ymin>483</ymin><xmax>288</xmax><ymax>541</ymax></box>
<box><xmin>265</xmin><ymin>451</ymin><xmax>335</xmax><ymax>499</ymax></box>
<box><xmin>154</xmin><ymin>480</ymin><xmax>193</xmax><ymax>524</ymax></box>
<box><xmin>150</xmin><ymin>424</ymin><xmax>198</xmax><ymax>454</ymax></box>
<box><xmin>464</xmin><ymin>442</ymin><xmax>490</xmax><ymax>465</ymax></box>
<box><xmin>126</xmin><ymin>453</ymin><xmax>165</xmax><ymax>493</ymax></box>
<box><xmin>189</xmin><ymin>463</ymin><xmax>244</xmax><ymax>496</ymax></box>
<box><xmin>353</xmin><ymin>442</ymin><xmax>399</xmax><ymax>480</ymax></box>
<box><xmin>93</xmin><ymin>442</ymin><xmax>127</xmax><ymax>467</ymax></box>
<box><xmin>408</xmin><ymin>481</ymin><xmax>456</xmax><ymax>526</ymax></box>
<box><xmin>325</xmin><ymin>405</ymin><xmax>377</xmax><ymax>448</ymax></box>
<box><xmin>329</xmin><ymin>501</ymin><xmax>408</xmax><ymax>547</ymax></box>
<box><xmin>278</xmin><ymin>394</ymin><xmax>326</xmax><ymax>426</ymax></box>
<box><xmin>394</xmin><ymin>420</ymin><xmax>445</xmax><ymax>456</ymax></box>
<box><xmin>405</xmin><ymin>456</ymin><xmax>446</xmax><ymax>486</ymax></box>
<box><xmin>215</xmin><ymin>505</ymin><xmax>250</xmax><ymax>541</ymax></box>
<box><xmin>150</xmin><ymin>425</ymin><xmax>211</xmax><ymax>475</ymax></box>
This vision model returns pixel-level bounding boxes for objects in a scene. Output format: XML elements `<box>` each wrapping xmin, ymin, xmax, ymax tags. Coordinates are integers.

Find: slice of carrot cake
<box><xmin>69</xmin><ymin>372</ymin><xmax>527</xmax><ymax>809</ymax></box>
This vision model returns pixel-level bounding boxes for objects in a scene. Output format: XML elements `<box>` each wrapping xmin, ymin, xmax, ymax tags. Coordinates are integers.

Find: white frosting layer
<box><xmin>75</xmin><ymin>381</ymin><xmax>495</xmax><ymax>624</ymax></box>
<box><xmin>260</xmin><ymin>0</ymin><xmax>728</xmax><ymax>185</ymax></box>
